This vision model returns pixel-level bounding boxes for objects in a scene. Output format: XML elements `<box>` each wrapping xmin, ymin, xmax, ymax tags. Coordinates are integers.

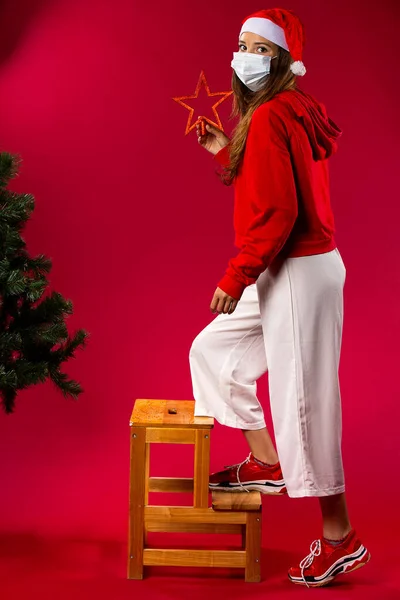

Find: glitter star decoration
<box><xmin>173</xmin><ymin>70</ymin><xmax>233</xmax><ymax>135</ymax></box>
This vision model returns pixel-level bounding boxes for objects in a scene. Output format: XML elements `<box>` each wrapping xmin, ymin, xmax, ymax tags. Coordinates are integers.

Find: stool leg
<box><xmin>128</xmin><ymin>426</ymin><xmax>146</xmax><ymax>579</ymax></box>
<box><xmin>144</xmin><ymin>442</ymin><xmax>150</xmax><ymax>545</ymax></box>
<box><xmin>245</xmin><ymin>511</ymin><xmax>262</xmax><ymax>583</ymax></box>
<box><xmin>194</xmin><ymin>429</ymin><xmax>210</xmax><ymax>508</ymax></box>
<box><xmin>242</xmin><ymin>524</ymin><xmax>246</xmax><ymax>549</ymax></box>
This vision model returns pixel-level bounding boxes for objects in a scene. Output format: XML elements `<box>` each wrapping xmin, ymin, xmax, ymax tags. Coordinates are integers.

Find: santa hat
<box><xmin>240</xmin><ymin>8</ymin><xmax>306</xmax><ymax>76</ymax></box>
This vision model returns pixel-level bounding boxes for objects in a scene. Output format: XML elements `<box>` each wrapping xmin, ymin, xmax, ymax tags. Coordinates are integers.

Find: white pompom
<box><xmin>290</xmin><ymin>61</ymin><xmax>307</xmax><ymax>76</ymax></box>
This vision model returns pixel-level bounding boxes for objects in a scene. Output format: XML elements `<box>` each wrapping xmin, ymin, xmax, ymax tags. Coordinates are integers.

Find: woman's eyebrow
<box><xmin>238</xmin><ymin>40</ymin><xmax>270</xmax><ymax>46</ymax></box>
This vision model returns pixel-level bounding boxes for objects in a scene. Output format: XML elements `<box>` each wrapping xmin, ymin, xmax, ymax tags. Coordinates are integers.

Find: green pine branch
<box><xmin>0</xmin><ymin>152</ymin><xmax>20</xmax><ymax>188</ymax></box>
<box><xmin>49</xmin><ymin>365</ymin><xmax>84</xmax><ymax>400</ymax></box>
<box><xmin>0</xmin><ymin>151</ymin><xmax>88</xmax><ymax>414</ymax></box>
<box><xmin>0</xmin><ymin>192</ymin><xmax>35</xmax><ymax>225</ymax></box>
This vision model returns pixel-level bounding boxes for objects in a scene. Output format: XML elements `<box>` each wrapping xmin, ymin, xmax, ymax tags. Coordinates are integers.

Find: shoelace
<box><xmin>299</xmin><ymin>539</ymin><xmax>321</xmax><ymax>588</ymax></box>
<box><xmin>223</xmin><ymin>451</ymin><xmax>252</xmax><ymax>493</ymax></box>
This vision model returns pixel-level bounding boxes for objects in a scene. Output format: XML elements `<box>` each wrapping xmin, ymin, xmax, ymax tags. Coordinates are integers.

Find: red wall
<box><xmin>0</xmin><ymin>0</ymin><xmax>398</xmax><ymax>545</ymax></box>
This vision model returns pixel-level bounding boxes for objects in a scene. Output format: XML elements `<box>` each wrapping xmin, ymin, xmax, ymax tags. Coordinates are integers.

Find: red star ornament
<box><xmin>173</xmin><ymin>70</ymin><xmax>233</xmax><ymax>135</ymax></box>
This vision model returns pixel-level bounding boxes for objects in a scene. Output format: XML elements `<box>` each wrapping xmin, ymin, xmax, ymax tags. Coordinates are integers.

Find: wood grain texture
<box><xmin>145</xmin><ymin>521</ymin><xmax>242</xmax><ymax>534</ymax></box>
<box><xmin>130</xmin><ymin>399</ymin><xmax>214</xmax><ymax>428</ymax></box>
<box><xmin>144</xmin><ymin>444</ymin><xmax>150</xmax><ymax>503</ymax></box>
<box><xmin>143</xmin><ymin>549</ymin><xmax>246</xmax><ymax>568</ymax></box>
<box><xmin>145</xmin><ymin>427</ymin><xmax>195</xmax><ymax>444</ymax></box>
<box><xmin>145</xmin><ymin>506</ymin><xmax>248</xmax><ymax>524</ymax></box>
<box><xmin>144</xmin><ymin>442</ymin><xmax>150</xmax><ymax>545</ymax></box>
<box><xmin>148</xmin><ymin>477</ymin><xmax>194</xmax><ymax>493</ymax></box>
<box><xmin>211</xmin><ymin>490</ymin><xmax>262</xmax><ymax>512</ymax></box>
<box><xmin>244</xmin><ymin>511</ymin><xmax>262</xmax><ymax>583</ymax></box>
<box><xmin>127</xmin><ymin>426</ymin><xmax>146</xmax><ymax>579</ymax></box>
<box><xmin>194</xmin><ymin>429</ymin><xmax>211</xmax><ymax>508</ymax></box>
<box><xmin>126</xmin><ymin>400</ymin><xmax>262</xmax><ymax>581</ymax></box>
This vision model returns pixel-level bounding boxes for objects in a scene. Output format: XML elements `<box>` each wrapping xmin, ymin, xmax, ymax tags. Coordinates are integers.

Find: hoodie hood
<box><xmin>280</xmin><ymin>88</ymin><xmax>342</xmax><ymax>161</ymax></box>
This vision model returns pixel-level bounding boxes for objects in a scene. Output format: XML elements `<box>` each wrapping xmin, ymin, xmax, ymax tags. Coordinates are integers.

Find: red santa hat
<box><xmin>240</xmin><ymin>8</ymin><xmax>306</xmax><ymax>76</ymax></box>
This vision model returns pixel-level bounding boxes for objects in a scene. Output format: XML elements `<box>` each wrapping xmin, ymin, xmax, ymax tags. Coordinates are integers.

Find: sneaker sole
<box><xmin>288</xmin><ymin>546</ymin><xmax>371</xmax><ymax>587</ymax></box>
<box><xmin>209</xmin><ymin>481</ymin><xmax>287</xmax><ymax>495</ymax></box>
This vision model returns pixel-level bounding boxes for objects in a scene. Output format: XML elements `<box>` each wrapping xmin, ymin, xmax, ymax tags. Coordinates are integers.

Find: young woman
<box><xmin>189</xmin><ymin>7</ymin><xmax>370</xmax><ymax>588</ymax></box>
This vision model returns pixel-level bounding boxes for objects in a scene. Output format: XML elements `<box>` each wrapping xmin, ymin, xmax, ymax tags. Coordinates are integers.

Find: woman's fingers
<box><xmin>210</xmin><ymin>292</ymin><xmax>218</xmax><ymax>313</ymax></box>
<box><xmin>197</xmin><ymin>118</ymin><xmax>207</xmax><ymax>145</ymax></box>
<box><xmin>206</xmin><ymin>124</ymin><xmax>231</xmax><ymax>150</ymax></box>
<box><xmin>197</xmin><ymin>128</ymin><xmax>204</xmax><ymax>145</ymax></box>
<box><xmin>223</xmin><ymin>297</ymin><xmax>231</xmax><ymax>314</ymax></box>
<box><xmin>228</xmin><ymin>300</ymin><xmax>237</xmax><ymax>314</ymax></box>
<box><xmin>206</xmin><ymin>122</ymin><xmax>225</xmax><ymax>140</ymax></box>
<box><xmin>197</xmin><ymin>119</ymin><xmax>230</xmax><ymax>155</ymax></box>
<box><xmin>217</xmin><ymin>298</ymin><xmax>226</xmax><ymax>313</ymax></box>
<box><xmin>210</xmin><ymin>288</ymin><xmax>238</xmax><ymax>315</ymax></box>
<box><xmin>210</xmin><ymin>290</ymin><xmax>226</xmax><ymax>314</ymax></box>
<box><xmin>205</xmin><ymin>123</ymin><xmax>218</xmax><ymax>136</ymax></box>
<box><xmin>224</xmin><ymin>297</ymin><xmax>237</xmax><ymax>314</ymax></box>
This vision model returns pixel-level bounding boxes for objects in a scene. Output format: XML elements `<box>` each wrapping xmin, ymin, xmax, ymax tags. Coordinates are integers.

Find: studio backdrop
<box><xmin>0</xmin><ymin>0</ymin><xmax>398</xmax><ymax>543</ymax></box>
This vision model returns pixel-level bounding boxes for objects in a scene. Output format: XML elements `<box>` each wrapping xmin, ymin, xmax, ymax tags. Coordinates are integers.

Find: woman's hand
<box><xmin>196</xmin><ymin>117</ymin><xmax>231</xmax><ymax>156</ymax></box>
<box><xmin>210</xmin><ymin>287</ymin><xmax>238</xmax><ymax>315</ymax></box>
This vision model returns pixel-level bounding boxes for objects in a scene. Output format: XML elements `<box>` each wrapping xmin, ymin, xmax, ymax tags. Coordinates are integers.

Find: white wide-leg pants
<box><xmin>189</xmin><ymin>248</ymin><xmax>347</xmax><ymax>498</ymax></box>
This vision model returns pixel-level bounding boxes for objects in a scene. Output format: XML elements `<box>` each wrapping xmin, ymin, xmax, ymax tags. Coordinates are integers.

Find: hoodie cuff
<box><xmin>217</xmin><ymin>273</ymin><xmax>246</xmax><ymax>300</ymax></box>
<box><xmin>214</xmin><ymin>143</ymin><xmax>231</xmax><ymax>167</ymax></box>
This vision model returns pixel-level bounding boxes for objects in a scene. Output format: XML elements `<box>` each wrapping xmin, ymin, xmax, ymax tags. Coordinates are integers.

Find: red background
<box><xmin>0</xmin><ymin>0</ymin><xmax>398</xmax><ymax>598</ymax></box>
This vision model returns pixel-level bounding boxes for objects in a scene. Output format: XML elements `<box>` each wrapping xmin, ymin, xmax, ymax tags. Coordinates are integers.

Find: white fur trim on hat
<box><xmin>240</xmin><ymin>17</ymin><xmax>289</xmax><ymax>51</ymax></box>
<box><xmin>290</xmin><ymin>61</ymin><xmax>306</xmax><ymax>76</ymax></box>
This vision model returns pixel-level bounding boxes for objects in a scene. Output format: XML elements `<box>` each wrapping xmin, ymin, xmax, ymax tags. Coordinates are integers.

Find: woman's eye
<box><xmin>257</xmin><ymin>47</ymin><xmax>268</xmax><ymax>53</ymax></box>
<box><xmin>238</xmin><ymin>44</ymin><xmax>247</xmax><ymax>51</ymax></box>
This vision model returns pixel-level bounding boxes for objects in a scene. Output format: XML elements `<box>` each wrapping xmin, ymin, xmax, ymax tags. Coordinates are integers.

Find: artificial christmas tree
<box><xmin>0</xmin><ymin>151</ymin><xmax>88</xmax><ymax>414</ymax></box>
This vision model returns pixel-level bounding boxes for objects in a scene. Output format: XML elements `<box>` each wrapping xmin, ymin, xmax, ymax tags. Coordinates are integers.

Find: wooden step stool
<box><xmin>128</xmin><ymin>399</ymin><xmax>262</xmax><ymax>582</ymax></box>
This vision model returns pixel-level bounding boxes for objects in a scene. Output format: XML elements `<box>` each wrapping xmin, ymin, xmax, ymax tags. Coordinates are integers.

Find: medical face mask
<box><xmin>231</xmin><ymin>52</ymin><xmax>278</xmax><ymax>91</ymax></box>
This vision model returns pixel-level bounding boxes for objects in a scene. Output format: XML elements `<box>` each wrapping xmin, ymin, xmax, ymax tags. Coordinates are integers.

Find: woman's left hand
<box><xmin>210</xmin><ymin>287</ymin><xmax>238</xmax><ymax>315</ymax></box>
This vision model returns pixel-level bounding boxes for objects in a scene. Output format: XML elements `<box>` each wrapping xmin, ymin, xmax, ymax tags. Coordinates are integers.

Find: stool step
<box><xmin>130</xmin><ymin>399</ymin><xmax>214</xmax><ymax>428</ymax></box>
<box><xmin>143</xmin><ymin>548</ymin><xmax>246</xmax><ymax>569</ymax></box>
<box><xmin>148</xmin><ymin>477</ymin><xmax>194</xmax><ymax>493</ymax></box>
<box><xmin>212</xmin><ymin>491</ymin><xmax>262</xmax><ymax>512</ymax></box>
<box><xmin>145</xmin><ymin>505</ymin><xmax>247</xmax><ymax>524</ymax></box>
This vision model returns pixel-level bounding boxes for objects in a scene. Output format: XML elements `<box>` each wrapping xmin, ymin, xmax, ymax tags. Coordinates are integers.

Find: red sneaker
<box><xmin>288</xmin><ymin>529</ymin><xmax>371</xmax><ymax>587</ymax></box>
<box><xmin>209</xmin><ymin>452</ymin><xmax>287</xmax><ymax>495</ymax></box>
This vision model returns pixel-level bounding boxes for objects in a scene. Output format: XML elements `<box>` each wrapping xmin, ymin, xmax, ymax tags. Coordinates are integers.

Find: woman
<box><xmin>189</xmin><ymin>7</ymin><xmax>370</xmax><ymax>588</ymax></box>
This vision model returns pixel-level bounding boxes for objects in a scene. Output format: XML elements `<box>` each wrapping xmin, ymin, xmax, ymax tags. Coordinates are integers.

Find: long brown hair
<box><xmin>222</xmin><ymin>47</ymin><xmax>297</xmax><ymax>185</ymax></box>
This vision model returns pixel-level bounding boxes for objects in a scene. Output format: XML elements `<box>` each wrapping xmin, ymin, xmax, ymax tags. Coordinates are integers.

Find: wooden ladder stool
<box><xmin>127</xmin><ymin>398</ymin><xmax>262</xmax><ymax>582</ymax></box>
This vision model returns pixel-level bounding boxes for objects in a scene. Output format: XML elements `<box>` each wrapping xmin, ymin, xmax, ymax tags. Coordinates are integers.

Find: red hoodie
<box><xmin>214</xmin><ymin>87</ymin><xmax>342</xmax><ymax>300</ymax></box>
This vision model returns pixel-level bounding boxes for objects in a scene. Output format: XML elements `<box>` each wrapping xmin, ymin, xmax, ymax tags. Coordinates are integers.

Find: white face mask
<box><xmin>231</xmin><ymin>52</ymin><xmax>278</xmax><ymax>91</ymax></box>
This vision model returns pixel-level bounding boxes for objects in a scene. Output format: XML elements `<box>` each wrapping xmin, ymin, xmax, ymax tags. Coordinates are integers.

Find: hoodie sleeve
<box><xmin>217</xmin><ymin>103</ymin><xmax>298</xmax><ymax>300</ymax></box>
<box><xmin>214</xmin><ymin>143</ymin><xmax>231</xmax><ymax>167</ymax></box>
